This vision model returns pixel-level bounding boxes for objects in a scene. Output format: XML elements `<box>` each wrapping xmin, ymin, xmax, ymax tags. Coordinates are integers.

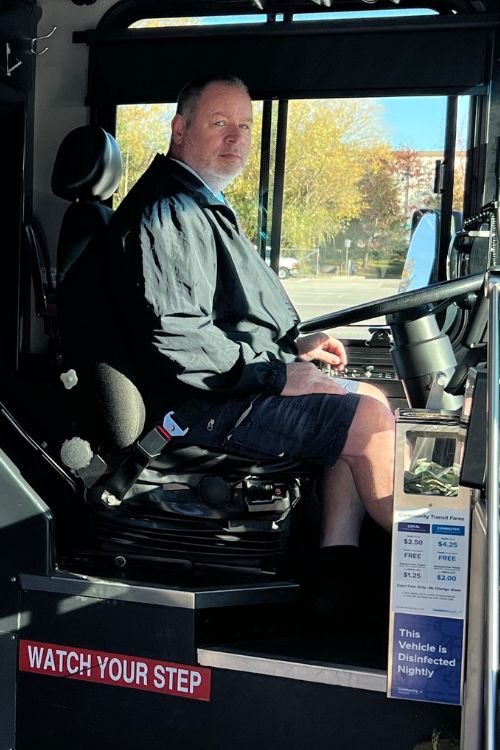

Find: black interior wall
<box><xmin>0</xmin><ymin>2</ymin><xmax>41</xmax><ymax>373</ymax></box>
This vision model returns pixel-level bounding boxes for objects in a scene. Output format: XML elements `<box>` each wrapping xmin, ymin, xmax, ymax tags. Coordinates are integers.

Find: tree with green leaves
<box><xmin>344</xmin><ymin>146</ymin><xmax>407</xmax><ymax>276</ymax></box>
<box><xmin>115</xmin><ymin>103</ymin><xmax>174</xmax><ymax>205</ymax></box>
<box><xmin>227</xmin><ymin>99</ymin><xmax>391</xmax><ymax>253</ymax></box>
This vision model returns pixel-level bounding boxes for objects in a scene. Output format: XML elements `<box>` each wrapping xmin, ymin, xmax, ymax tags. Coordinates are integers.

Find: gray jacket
<box><xmin>104</xmin><ymin>156</ymin><xmax>300</xmax><ymax>420</ymax></box>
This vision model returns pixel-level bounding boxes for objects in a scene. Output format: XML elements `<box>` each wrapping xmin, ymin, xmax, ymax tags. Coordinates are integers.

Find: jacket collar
<box><xmin>152</xmin><ymin>154</ymin><xmax>229</xmax><ymax>212</ymax></box>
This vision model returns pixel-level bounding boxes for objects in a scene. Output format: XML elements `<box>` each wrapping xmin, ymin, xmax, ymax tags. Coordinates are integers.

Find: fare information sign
<box><xmin>387</xmin><ymin>413</ymin><xmax>472</xmax><ymax>705</ymax></box>
<box><xmin>388</xmin><ymin>507</ymin><xmax>469</xmax><ymax>705</ymax></box>
<box><xmin>392</xmin><ymin>508</ymin><xmax>469</xmax><ymax>618</ymax></box>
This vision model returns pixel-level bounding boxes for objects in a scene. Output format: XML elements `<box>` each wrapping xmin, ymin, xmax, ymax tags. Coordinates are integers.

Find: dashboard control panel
<box><xmin>336</xmin><ymin>365</ymin><xmax>397</xmax><ymax>381</ymax></box>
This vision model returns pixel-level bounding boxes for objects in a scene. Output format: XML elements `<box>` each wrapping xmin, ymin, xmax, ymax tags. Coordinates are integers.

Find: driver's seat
<box><xmin>52</xmin><ymin>125</ymin><xmax>316</xmax><ymax>575</ymax></box>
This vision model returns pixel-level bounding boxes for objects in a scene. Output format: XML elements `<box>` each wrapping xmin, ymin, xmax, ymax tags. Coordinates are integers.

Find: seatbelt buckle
<box><xmin>98</xmin><ymin>411</ymin><xmax>189</xmax><ymax>508</ymax></box>
<box><xmin>137</xmin><ymin>428</ymin><xmax>171</xmax><ymax>459</ymax></box>
<box><xmin>161</xmin><ymin>411</ymin><xmax>189</xmax><ymax>439</ymax></box>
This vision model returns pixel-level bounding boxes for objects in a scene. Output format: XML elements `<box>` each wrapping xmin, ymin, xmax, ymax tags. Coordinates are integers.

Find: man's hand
<box><xmin>296</xmin><ymin>332</ymin><xmax>347</xmax><ymax>371</ymax></box>
<box><xmin>281</xmin><ymin>362</ymin><xmax>347</xmax><ymax>397</ymax></box>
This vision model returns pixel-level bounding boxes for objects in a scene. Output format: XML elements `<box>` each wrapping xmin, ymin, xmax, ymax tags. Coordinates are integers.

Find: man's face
<box><xmin>170</xmin><ymin>82</ymin><xmax>253</xmax><ymax>193</ymax></box>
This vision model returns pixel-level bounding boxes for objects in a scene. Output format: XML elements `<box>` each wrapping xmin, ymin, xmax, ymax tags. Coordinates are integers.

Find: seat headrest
<box><xmin>51</xmin><ymin>125</ymin><xmax>122</xmax><ymax>202</ymax></box>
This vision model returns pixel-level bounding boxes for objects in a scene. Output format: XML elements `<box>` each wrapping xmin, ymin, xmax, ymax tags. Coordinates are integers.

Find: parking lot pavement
<box><xmin>282</xmin><ymin>275</ymin><xmax>401</xmax><ymax>337</ymax></box>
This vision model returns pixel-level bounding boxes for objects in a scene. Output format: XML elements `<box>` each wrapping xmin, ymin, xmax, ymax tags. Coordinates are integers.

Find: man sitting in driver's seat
<box><xmin>102</xmin><ymin>73</ymin><xmax>395</xmax><ymax>615</ymax></box>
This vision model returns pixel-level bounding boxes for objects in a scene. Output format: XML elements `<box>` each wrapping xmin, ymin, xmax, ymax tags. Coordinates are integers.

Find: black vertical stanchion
<box><xmin>438</xmin><ymin>96</ymin><xmax>458</xmax><ymax>280</ymax></box>
<box><xmin>257</xmin><ymin>100</ymin><xmax>273</xmax><ymax>261</ymax></box>
<box><xmin>270</xmin><ymin>99</ymin><xmax>288</xmax><ymax>277</ymax></box>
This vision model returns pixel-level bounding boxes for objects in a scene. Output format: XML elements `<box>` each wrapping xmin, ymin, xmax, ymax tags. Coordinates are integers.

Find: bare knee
<box><xmin>341</xmin><ymin>396</ymin><xmax>395</xmax><ymax>458</ymax></box>
<box><xmin>355</xmin><ymin>381</ymin><xmax>391</xmax><ymax>410</ymax></box>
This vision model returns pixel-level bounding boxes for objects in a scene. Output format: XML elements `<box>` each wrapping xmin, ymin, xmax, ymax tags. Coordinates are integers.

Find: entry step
<box><xmin>198</xmin><ymin>646</ymin><xmax>387</xmax><ymax>693</ymax></box>
<box><xmin>19</xmin><ymin>572</ymin><xmax>300</xmax><ymax>610</ymax></box>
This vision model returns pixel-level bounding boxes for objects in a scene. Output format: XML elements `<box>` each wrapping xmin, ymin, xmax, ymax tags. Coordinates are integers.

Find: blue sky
<box><xmin>380</xmin><ymin>98</ymin><xmax>447</xmax><ymax>151</ymax></box>
<box><xmin>378</xmin><ymin>97</ymin><xmax>470</xmax><ymax>152</ymax></box>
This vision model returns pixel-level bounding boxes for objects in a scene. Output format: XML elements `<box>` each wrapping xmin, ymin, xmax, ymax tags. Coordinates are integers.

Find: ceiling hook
<box><xmin>30</xmin><ymin>25</ymin><xmax>57</xmax><ymax>56</ymax></box>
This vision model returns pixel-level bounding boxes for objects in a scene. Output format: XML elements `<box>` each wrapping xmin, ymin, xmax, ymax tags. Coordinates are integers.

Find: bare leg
<box><xmin>339</xmin><ymin>396</ymin><xmax>395</xmax><ymax>531</ymax></box>
<box><xmin>334</xmin><ymin>377</ymin><xmax>391</xmax><ymax>409</ymax></box>
<box><xmin>355</xmin><ymin>381</ymin><xmax>391</xmax><ymax>409</ymax></box>
<box><xmin>309</xmin><ymin>395</ymin><xmax>394</xmax><ymax>618</ymax></box>
<box><xmin>320</xmin><ymin>458</ymin><xmax>365</xmax><ymax>547</ymax></box>
<box><xmin>318</xmin><ymin>395</ymin><xmax>394</xmax><ymax>545</ymax></box>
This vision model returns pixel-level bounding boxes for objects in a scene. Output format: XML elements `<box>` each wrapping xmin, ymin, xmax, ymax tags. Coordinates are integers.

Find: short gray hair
<box><xmin>176</xmin><ymin>73</ymin><xmax>249</xmax><ymax>123</ymax></box>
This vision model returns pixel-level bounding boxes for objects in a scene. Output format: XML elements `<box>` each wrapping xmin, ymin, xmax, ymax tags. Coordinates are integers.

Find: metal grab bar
<box><xmin>485</xmin><ymin>270</ymin><xmax>500</xmax><ymax>750</ymax></box>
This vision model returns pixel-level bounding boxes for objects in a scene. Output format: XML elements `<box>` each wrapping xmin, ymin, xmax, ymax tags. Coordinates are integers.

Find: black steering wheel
<box><xmin>298</xmin><ymin>272</ymin><xmax>485</xmax><ymax>333</ymax></box>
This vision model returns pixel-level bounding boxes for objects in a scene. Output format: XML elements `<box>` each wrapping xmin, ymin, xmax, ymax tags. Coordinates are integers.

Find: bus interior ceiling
<box><xmin>0</xmin><ymin>1</ymin><xmax>498</xmax><ymax>748</ymax></box>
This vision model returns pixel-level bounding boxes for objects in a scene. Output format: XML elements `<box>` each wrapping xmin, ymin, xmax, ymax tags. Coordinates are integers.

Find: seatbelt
<box><xmin>100</xmin><ymin>412</ymin><xmax>189</xmax><ymax>507</ymax></box>
<box><xmin>93</xmin><ymin>398</ymin><xmax>219</xmax><ymax>508</ymax></box>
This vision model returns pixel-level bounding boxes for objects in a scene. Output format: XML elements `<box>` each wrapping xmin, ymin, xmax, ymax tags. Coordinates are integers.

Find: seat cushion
<box><xmin>141</xmin><ymin>442</ymin><xmax>319</xmax><ymax>481</ymax></box>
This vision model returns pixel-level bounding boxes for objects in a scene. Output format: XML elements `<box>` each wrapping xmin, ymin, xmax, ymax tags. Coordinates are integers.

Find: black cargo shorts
<box><xmin>178</xmin><ymin>388</ymin><xmax>361</xmax><ymax>467</ymax></box>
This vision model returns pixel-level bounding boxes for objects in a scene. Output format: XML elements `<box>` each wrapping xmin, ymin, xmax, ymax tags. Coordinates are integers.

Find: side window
<box><xmin>277</xmin><ymin>96</ymin><xmax>470</xmax><ymax>338</ymax></box>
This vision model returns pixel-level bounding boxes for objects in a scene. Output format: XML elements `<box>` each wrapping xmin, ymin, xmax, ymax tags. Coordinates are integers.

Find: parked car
<box><xmin>263</xmin><ymin>248</ymin><xmax>301</xmax><ymax>279</ymax></box>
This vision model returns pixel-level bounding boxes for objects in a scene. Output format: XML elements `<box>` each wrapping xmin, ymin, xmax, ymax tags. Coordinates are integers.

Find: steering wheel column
<box><xmin>387</xmin><ymin>307</ymin><xmax>458</xmax><ymax>409</ymax></box>
<box><xmin>298</xmin><ymin>272</ymin><xmax>485</xmax><ymax>410</ymax></box>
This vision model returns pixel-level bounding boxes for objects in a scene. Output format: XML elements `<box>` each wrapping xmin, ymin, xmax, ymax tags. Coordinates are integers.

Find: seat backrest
<box><xmin>52</xmin><ymin>125</ymin><xmax>146</xmax><ymax>451</ymax></box>
<box><xmin>52</xmin><ymin>125</ymin><xmax>122</xmax><ymax>283</ymax></box>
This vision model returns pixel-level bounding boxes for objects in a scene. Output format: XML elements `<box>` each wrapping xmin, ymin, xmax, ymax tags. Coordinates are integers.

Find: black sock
<box><xmin>318</xmin><ymin>544</ymin><xmax>359</xmax><ymax>560</ymax></box>
<box><xmin>318</xmin><ymin>544</ymin><xmax>359</xmax><ymax>572</ymax></box>
<box><xmin>303</xmin><ymin>545</ymin><xmax>363</xmax><ymax>616</ymax></box>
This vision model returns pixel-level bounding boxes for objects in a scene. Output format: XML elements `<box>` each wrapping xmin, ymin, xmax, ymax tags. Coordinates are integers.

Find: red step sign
<box><xmin>19</xmin><ymin>640</ymin><xmax>211</xmax><ymax>701</ymax></box>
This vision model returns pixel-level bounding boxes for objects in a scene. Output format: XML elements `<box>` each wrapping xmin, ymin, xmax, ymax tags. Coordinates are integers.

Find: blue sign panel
<box><xmin>390</xmin><ymin>612</ymin><xmax>463</xmax><ymax>704</ymax></box>
<box><xmin>432</xmin><ymin>525</ymin><xmax>465</xmax><ymax>536</ymax></box>
<box><xmin>397</xmin><ymin>522</ymin><xmax>430</xmax><ymax>533</ymax></box>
